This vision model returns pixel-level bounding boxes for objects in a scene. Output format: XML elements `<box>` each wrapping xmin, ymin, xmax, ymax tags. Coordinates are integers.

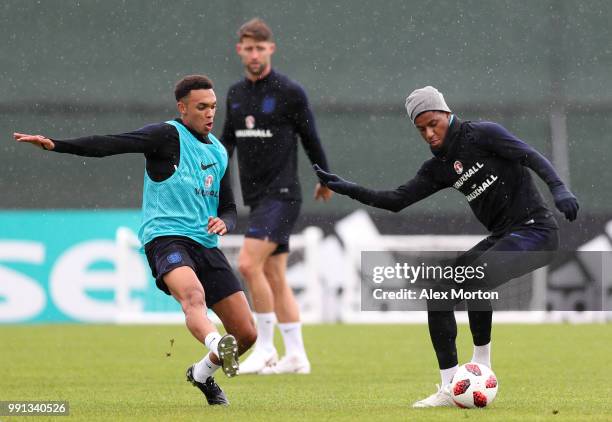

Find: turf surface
<box><xmin>1</xmin><ymin>324</ymin><xmax>610</xmax><ymax>421</ymax></box>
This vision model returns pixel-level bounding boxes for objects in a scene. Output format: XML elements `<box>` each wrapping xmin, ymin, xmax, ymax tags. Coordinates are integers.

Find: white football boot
<box><xmin>259</xmin><ymin>354</ymin><xmax>311</xmax><ymax>375</ymax></box>
<box><xmin>238</xmin><ymin>348</ymin><xmax>278</xmax><ymax>374</ymax></box>
<box><xmin>412</xmin><ymin>384</ymin><xmax>454</xmax><ymax>408</ymax></box>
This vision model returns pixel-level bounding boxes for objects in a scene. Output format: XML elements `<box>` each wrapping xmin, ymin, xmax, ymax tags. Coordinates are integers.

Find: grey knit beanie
<box><xmin>405</xmin><ymin>86</ymin><xmax>451</xmax><ymax>123</ymax></box>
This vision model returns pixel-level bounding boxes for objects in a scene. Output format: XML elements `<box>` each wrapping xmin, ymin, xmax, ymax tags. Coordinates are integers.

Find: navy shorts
<box><xmin>144</xmin><ymin>236</ymin><xmax>242</xmax><ymax>307</ymax></box>
<box><xmin>246</xmin><ymin>198</ymin><xmax>301</xmax><ymax>255</ymax></box>
<box><xmin>427</xmin><ymin>215</ymin><xmax>559</xmax><ymax>311</ymax></box>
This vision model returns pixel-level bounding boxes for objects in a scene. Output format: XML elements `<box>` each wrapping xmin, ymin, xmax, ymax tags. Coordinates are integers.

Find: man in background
<box><xmin>221</xmin><ymin>18</ymin><xmax>332</xmax><ymax>375</ymax></box>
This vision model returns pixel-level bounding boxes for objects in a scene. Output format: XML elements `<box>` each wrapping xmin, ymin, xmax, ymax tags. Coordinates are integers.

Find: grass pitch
<box><xmin>1</xmin><ymin>323</ymin><xmax>610</xmax><ymax>421</ymax></box>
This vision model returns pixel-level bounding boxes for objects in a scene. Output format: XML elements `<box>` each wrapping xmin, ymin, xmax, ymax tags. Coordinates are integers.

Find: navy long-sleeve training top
<box><xmin>345</xmin><ymin>116</ymin><xmax>563</xmax><ymax>235</ymax></box>
<box><xmin>221</xmin><ymin>69</ymin><xmax>329</xmax><ymax>206</ymax></box>
<box><xmin>50</xmin><ymin>118</ymin><xmax>237</xmax><ymax>231</ymax></box>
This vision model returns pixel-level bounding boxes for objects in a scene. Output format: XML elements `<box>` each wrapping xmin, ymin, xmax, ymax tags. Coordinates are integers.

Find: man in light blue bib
<box><xmin>14</xmin><ymin>75</ymin><xmax>256</xmax><ymax>406</ymax></box>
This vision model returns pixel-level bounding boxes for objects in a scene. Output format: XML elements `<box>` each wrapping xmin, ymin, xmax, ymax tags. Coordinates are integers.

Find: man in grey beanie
<box><xmin>405</xmin><ymin>85</ymin><xmax>451</xmax><ymax>123</ymax></box>
<box><xmin>315</xmin><ymin>86</ymin><xmax>579</xmax><ymax>407</ymax></box>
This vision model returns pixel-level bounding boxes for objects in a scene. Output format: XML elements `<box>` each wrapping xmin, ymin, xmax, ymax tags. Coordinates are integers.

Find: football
<box><xmin>450</xmin><ymin>363</ymin><xmax>498</xmax><ymax>408</ymax></box>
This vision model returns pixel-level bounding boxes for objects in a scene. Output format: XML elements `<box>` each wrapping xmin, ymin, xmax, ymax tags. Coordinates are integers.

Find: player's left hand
<box><xmin>553</xmin><ymin>188</ymin><xmax>579</xmax><ymax>221</ymax></box>
<box><xmin>314</xmin><ymin>183</ymin><xmax>333</xmax><ymax>201</ymax></box>
<box><xmin>207</xmin><ymin>216</ymin><xmax>228</xmax><ymax>235</ymax></box>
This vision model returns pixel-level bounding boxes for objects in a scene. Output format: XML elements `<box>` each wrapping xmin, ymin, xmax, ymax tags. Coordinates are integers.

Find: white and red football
<box><xmin>450</xmin><ymin>363</ymin><xmax>498</xmax><ymax>408</ymax></box>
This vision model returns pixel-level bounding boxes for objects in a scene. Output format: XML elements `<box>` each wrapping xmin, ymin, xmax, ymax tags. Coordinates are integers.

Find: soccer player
<box><xmin>13</xmin><ymin>75</ymin><xmax>257</xmax><ymax>406</ymax></box>
<box><xmin>315</xmin><ymin>86</ymin><xmax>579</xmax><ymax>407</ymax></box>
<box><xmin>220</xmin><ymin>18</ymin><xmax>333</xmax><ymax>375</ymax></box>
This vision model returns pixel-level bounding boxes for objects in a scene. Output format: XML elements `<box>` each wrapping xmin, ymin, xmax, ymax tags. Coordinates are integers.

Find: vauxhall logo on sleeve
<box><xmin>452</xmin><ymin>161</ymin><xmax>498</xmax><ymax>202</ymax></box>
<box><xmin>235</xmin><ymin>115</ymin><xmax>273</xmax><ymax>138</ymax></box>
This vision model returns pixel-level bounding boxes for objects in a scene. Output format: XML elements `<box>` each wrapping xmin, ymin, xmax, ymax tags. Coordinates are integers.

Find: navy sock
<box><xmin>467</xmin><ymin>300</ymin><xmax>492</xmax><ymax>346</ymax></box>
<box><xmin>427</xmin><ymin>310</ymin><xmax>458</xmax><ymax>369</ymax></box>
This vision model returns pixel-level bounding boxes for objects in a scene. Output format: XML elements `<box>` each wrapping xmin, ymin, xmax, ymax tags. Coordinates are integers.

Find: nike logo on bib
<box><xmin>201</xmin><ymin>162</ymin><xmax>217</xmax><ymax>171</ymax></box>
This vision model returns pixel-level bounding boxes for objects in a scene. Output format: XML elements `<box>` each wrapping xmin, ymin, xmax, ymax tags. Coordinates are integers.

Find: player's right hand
<box><xmin>313</xmin><ymin>164</ymin><xmax>357</xmax><ymax>196</ymax></box>
<box><xmin>13</xmin><ymin>132</ymin><xmax>55</xmax><ymax>150</ymax></box>
<box><xmin>207</xmin><ymin>216</ymin><xmax>228</xmax><ymax>236</ymax></box>
<box><xmin>552</xmin><ymin>187</ymin><xmax>579</xmax><ymax>221</ymax></box>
